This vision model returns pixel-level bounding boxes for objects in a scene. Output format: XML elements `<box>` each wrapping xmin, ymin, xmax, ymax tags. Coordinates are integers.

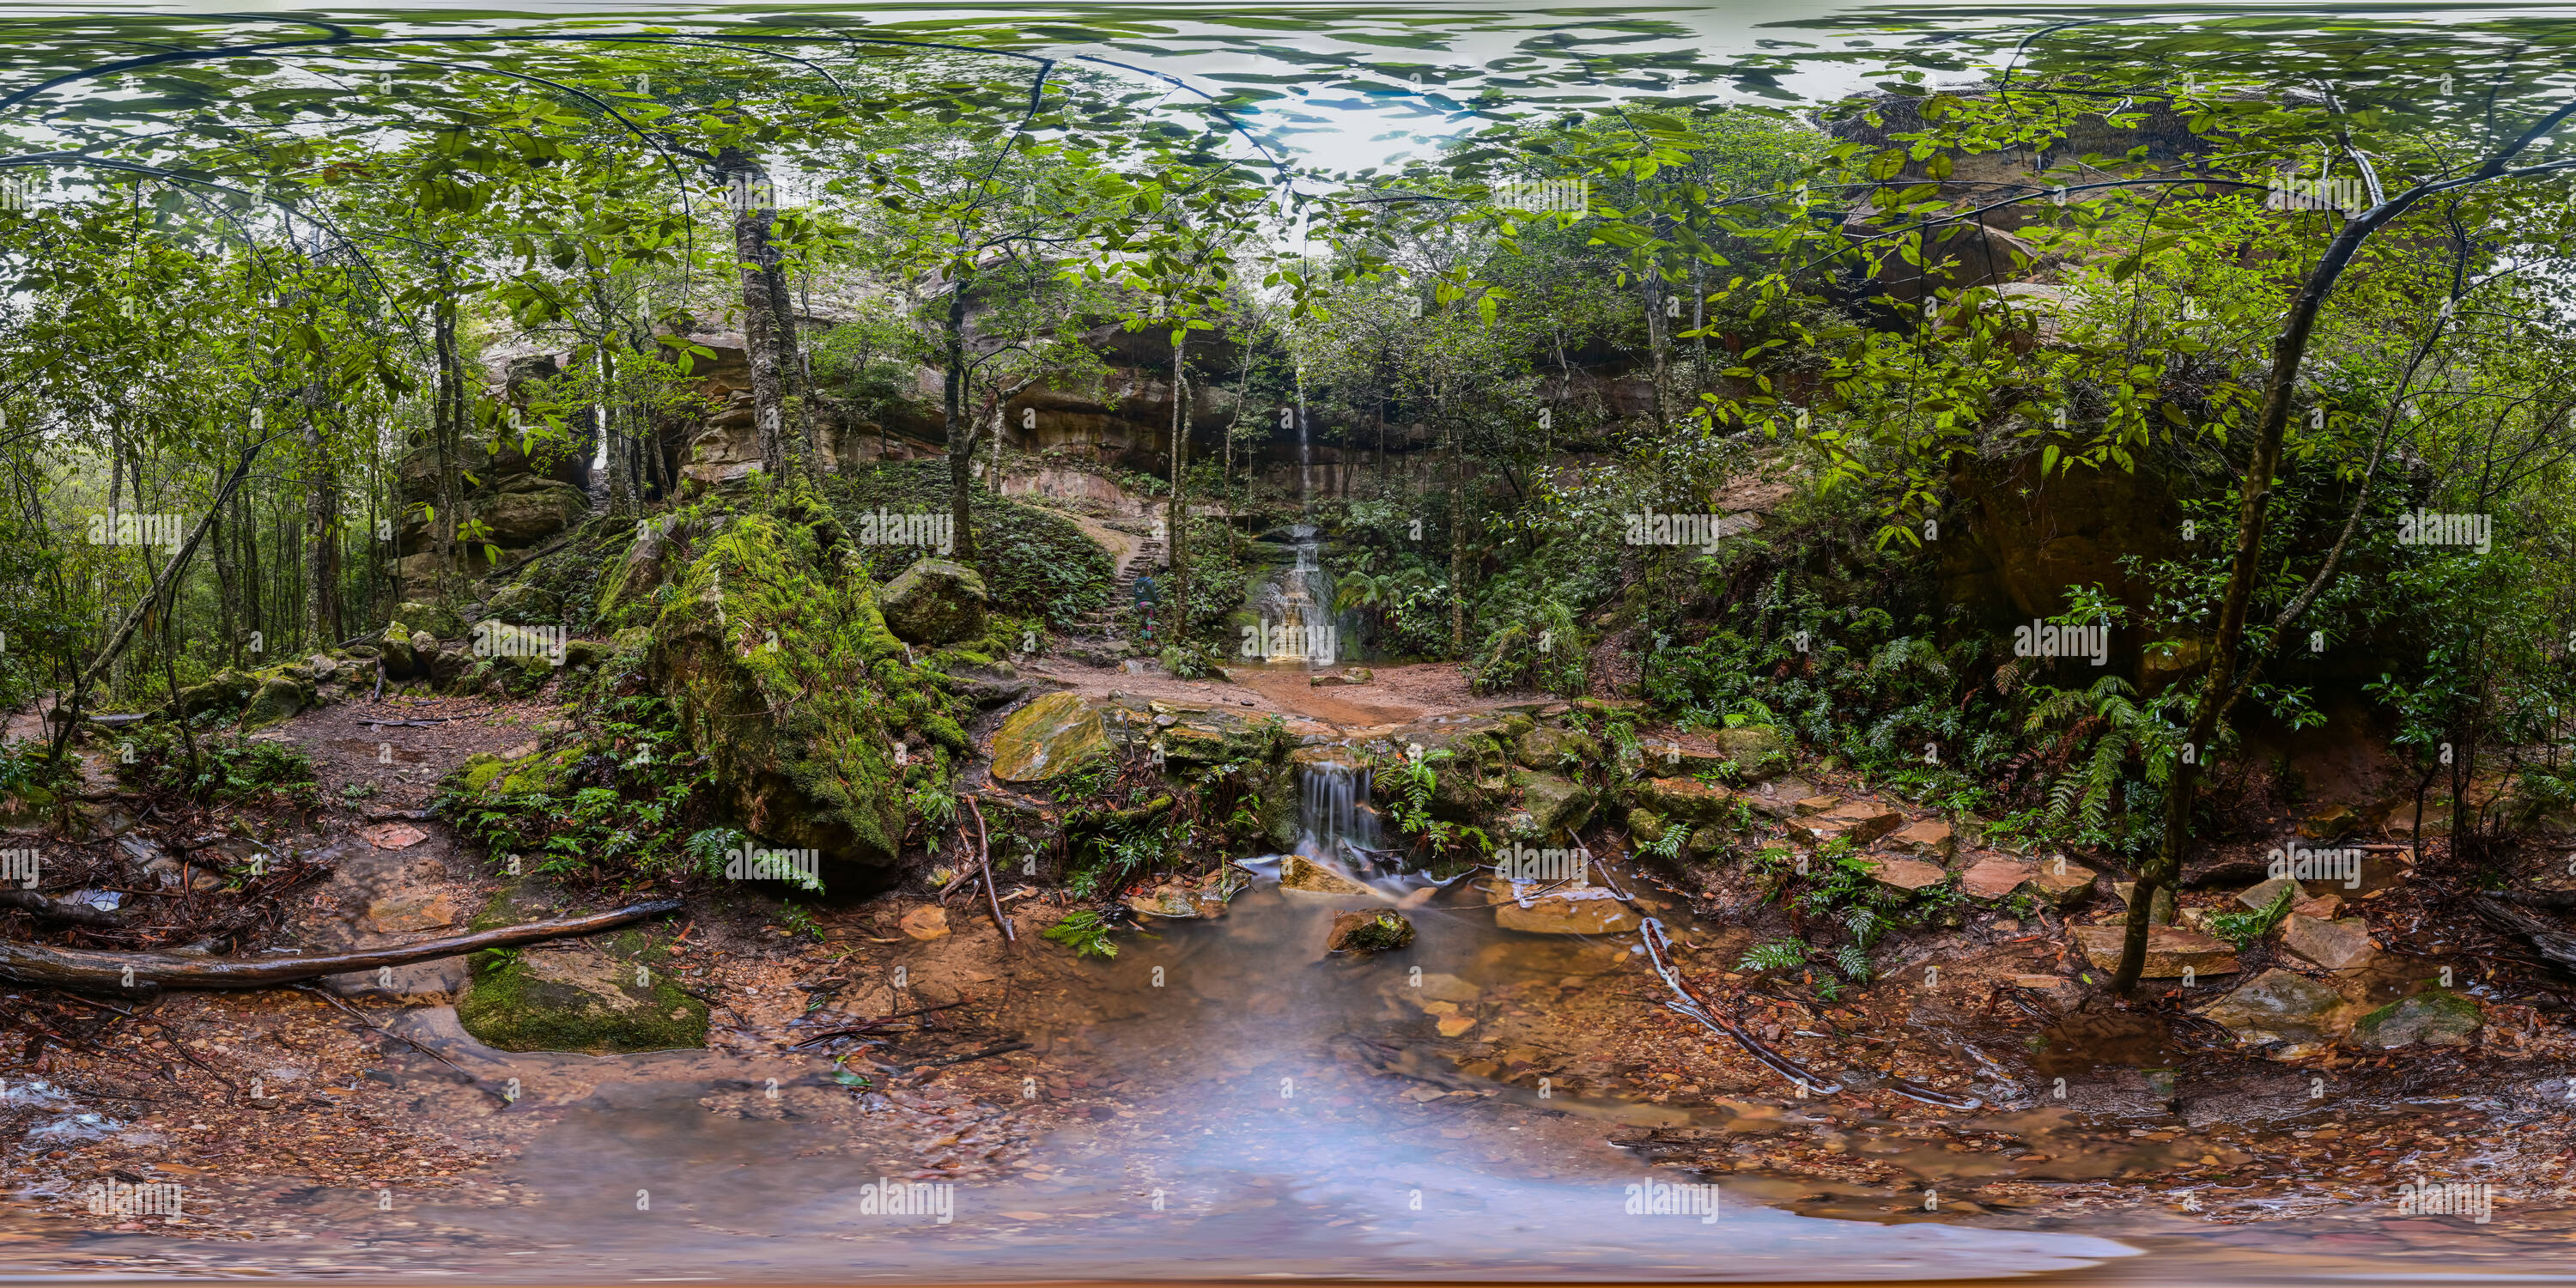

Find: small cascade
<box><xmin>1249</xmin><ymin>523</ymin><xmax>1337</xmax><ymax>666</ymax></box>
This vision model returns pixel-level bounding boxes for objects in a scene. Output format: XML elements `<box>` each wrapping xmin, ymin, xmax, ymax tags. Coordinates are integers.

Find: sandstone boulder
<box><xmin>879</xmin><ymin>557</ymin><xmax>989</xmax><ymax>646</ymax></box>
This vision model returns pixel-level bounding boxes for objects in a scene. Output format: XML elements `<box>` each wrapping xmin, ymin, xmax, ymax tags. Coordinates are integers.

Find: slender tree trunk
<box><xmin>719</xmin><ymin>148</ymin><xmax>794</xmax><ymax>483</ymax></box>
<box><xmin>940</xmin><ymin>281</ymin><xmax>978</xmax><ymax>560</ymax></box>
<box><xmin>1168</xmin><ymin>331</ymin><xmax>1190</xmax><ymax>643</ymax></box>
<box><xmin>2109</xmin><ymin>105</ymin><xmax>2576</xmax><ymax>992</ymax></box>
<box><xmin>1448</xmin><ymin>422</ymin><xmax>1465</xmax><ymax>657</ymax></box>
<box><xmin>431</xmin><ymin>298</ymin><xmax>462</xmax><ymax>605</ymax></box>
<box><xmin>301</xmin><ymin>402</ymin><xmax>343</xmax><ymax>647</ymax></box>
<box><xmin>210</xmin><ymin>504</ymin><xmax>238</xmax><ymax>668</ymax></box>
<box><xmin>235</xmin><ymin>483</ymin><xmax>261</xmax><ymax>660</ymax></box>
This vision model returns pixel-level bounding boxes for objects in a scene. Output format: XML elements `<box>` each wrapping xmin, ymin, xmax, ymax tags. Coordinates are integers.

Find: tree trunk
<box><xmin>1168</xmin><ymin>331</ymin><xmax>1190</xmax><ymax>643</ymax></box>
<box><xmin>940</xmin><ymin>280</ymin><xmax>979</xmax><ymax>560</ymax></box>
<box><xmin>301</xmin><ymin>404</ymin><xmax>342</xmax><ymax>647</ymax></box>
<box><xmin>1449</xmin><ymin>422</ymin><xmax>1466</xmax><ymax>657</ymax></box>
<box><xmin>2108</xmin><ymin>106</ymin><xmax>2576</xmax><ymax>993</ymax></box>
<box><xmin>720</xmin><ymin>148</ymin><xmax>794</xmax><ymax>483</ymax></box>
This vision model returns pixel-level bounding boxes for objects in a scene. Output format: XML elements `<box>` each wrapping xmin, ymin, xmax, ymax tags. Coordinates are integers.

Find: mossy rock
<box><xmin>174</xmin><ymin>669</ymin><xmax>256</xmax><ymax>719</ymax></box>
<box><xmin>1707</xmin><ymin>725</ymin><xmax>1790</xmax><ymax>781</ymax></box>
<box><xmin>1626</xmin><ymin>805</ymin><xmax>1668</xmax><ymax>844</ymax></box>
<box><xmin>2354</xmin><ymin>989</ymin><xmax>2483</xmax><ymax>1049</ymax></box>
<box><xmin>395</xmin><ymin>599</ymin><xmax>465</xmax><ymax>640</ymax></box>
<box><xmin>1510</xmin><ymin>771</ymin><xmax>1594</xmax><ymax>841</ymax></box>
<box><xmin>562</xmin><ymin>638</ymin><xmax>611</xmax><ymax>670</ymax></box>
<box><xmin>648</xmin><ymin>512</ymin><xmax>918</xmax><ymax>870</ymax></box>
<box><xmin>484</xmin><ymin>581</ymin><xmax>562</xmax><ymax>626</ymax></box>
<box><xmin>1327</xmin><ymin>908</ymin><xmax>1416</xmax><ymax>954</ymax></box>
<box><xmin>456</xmin><ymin>909</ymin><xmax>705</xmax><ymax>1054</ymax></box>
<box><xmin>1514</xmin><ymin>725</ymin><xmax>1601</xmax><ymax>770</ymax></box>
<box><xmin>240</xmin><ymin>674</ymin><xmax>311</xmax><ymax>726</ymax></box>
<box><xmin>991</xmin><ymin>691</ymin><xmax>1113</xmax><ymax>784</ymax></box>
<box><xmin>378</xmin><ymin>625</ymin><xmax>416</xmax><ymax>679</ymax></box>
<box><xmin>879</xmin><ymin>557</ymin><xmax>990</xmax><ymax>645</ymax></box>
<box><xmin>458</xmin><ymin>752</ymin><xmax>509</xmax><ymax>794</ymax></box>
<box><xmin>449</xmin><ymin>746</ymin><xmax>580</xmax><ymax>799</ymax></box>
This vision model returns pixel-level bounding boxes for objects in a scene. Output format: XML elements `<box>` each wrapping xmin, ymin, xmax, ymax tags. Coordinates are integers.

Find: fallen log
<box><xmin>2472</xmin><ymin>896</ymin><xmax>2576</xmax><ymax>973</ymax></box>
<box><xmin>0</xmin><ymin>898</ymin><xmax>683</xmax><ymax>991</ymax></box>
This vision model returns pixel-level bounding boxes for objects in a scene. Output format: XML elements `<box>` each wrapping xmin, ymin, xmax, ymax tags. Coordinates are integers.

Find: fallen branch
<box><xmin>0</xmin><ymin>898</ymin><xmax>683</xmax><ymax>991</ymax></box>
<box><xmin>2472</xmin><ymin>896</ymin><xmax>2576</xmax><ymax>973</ymax></box>
<box><xmin>967</xmin><ymin>796</ymin><xmax>1012</xmax><ymax>943</ymax></box>
<box><xmin>294</xmin><ymin>983</ymin><xmax>512</xmax><ymax>1106</ymax></box>
<box><xmin>906</xmin><ymin>1039</ymin><xmax>1031</xmax><ymax>1070</ymax></box>
<box><xmin>0</xmin><ymin>890</ymin><xmax>125</xmax><ymax>928</ymax></box>
<box><xmin>361</xmin><ymin>719</ymin><xmax>453</xmax><ymax>729</ymax></box>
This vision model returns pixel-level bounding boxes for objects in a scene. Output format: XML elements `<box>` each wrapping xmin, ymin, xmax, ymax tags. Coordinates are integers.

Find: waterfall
<box><xmin>1295</xmin><ymin>760</ymin><xmax>1380</xmax><ymax>863</ymax></box>
<box><xmin>1293</xmin><ymin>360</ymin><xmax>1310</xmax><ymax>514</ymax></box>
<box><xmin>1251</xmin><ymin>523</ymin><xmax>1335</xmax><ymax>666</ymax></box>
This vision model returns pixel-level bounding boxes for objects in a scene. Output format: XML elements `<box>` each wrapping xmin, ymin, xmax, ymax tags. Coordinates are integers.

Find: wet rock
<box><xmin>1309</xmin><ymin>667</ymin><xmax>1374</xmax><ymax>686</ymax></box>
<box><xmin>483</xmin><ymin>581</ymin><xmax>561</xmax><ymax>626</ymax></box>
<box><xmin>457</xmin><ymin>937</ymin><xmax>706</xmax><ymax>1054</ymax></box>
<box><xmin>1742</xmin><ymin>776</ymin><xmax>1814</xmax><ymax>819</ymax></box>
<box><xmin>899</xmin><ymin>905</ymin><xmax>950</xmax><ymax>940</ymax></box>
<box><xmin>1706</xmin><ymin>725</ymin><xmax>1789</xmax><ymax>780</ymax></box>
<box><xmin>1513</xmin><ymin>772</ymin><xmax>1595</xmax><ymax>839</ymax></box>
<box><xmin>1789</xmin><ymin>800</ymin><xmax>1903</xmax><ymax>848</ymax></box>
<box><xmin>2298</xmin><ymin>803</ymin><xmax>2361</xmax><ymax>841</ymax></box>
<box><xmin>1126</xmin><ymin>869</ymin><xmax>1244</xmax><ymax>920</ymax></box>
<box><xmin>1493</xmin><ymin>885</ymin><xmax>1639</xmax><ymax>935</ymax></box>
<box><xmin>394</xmin><ymin>599</ymin><xmax>465</xmax><ymax>640</ymax></box>
<box><xmin>1625</xmin><ymin>805</ymin><xmax>1667</xmax><ymax>844</ymax></box>
<box><xmin>1792</xmin><ymin>795</ymin><xmax>1840</xmax><ymax>816</ymax></box>
<box><xmin>2022</xmin><ymin>858</ymin><xmax>2097</xmax><ymax>908</ymax></box>
<box><xmin>2199</xmin><ymin>968</ymin><xmax>2351</xmax><ymax>1048</ymax></box>
<box><xmin>1631</xmin><ymin>776</ymin><xmax>1735</xmax><ymax>824</ymax></box>
<box><xmin>989</xmin><ymin>691</ymin><xmax>1113</xmax><ymax>784</ymax></box>
<box><xmin>1866</xmin><ymin>856</ymin><xmax>1949</xmax><ymax>894</ymax></box>
<box><xmin>2291</xmin><ymin>892</ymin><xmax>2344</xmax><ymax>919</ymax></box>
<box><xmin>2075</xmin><ymin>925</ymin><xmax>2239</xmax><ymax>977</ymax></box>
<box><xmin>1958</xmin><ymin>854</ymin><xmax>2037</xmax><ymax>900</ymax></box>
<box><xmin>2280</xmin><ymin>914</ymin><xmax>2379</xmax><ymax>972</ymax></box>
<box><xmin>2302</xmin><ymin>851</ymin><xmax>2409</xmax><ymax>896</ymax></box>
<box><xmin>2354</xmin><ymin>989</ymin><xmax>2482</xmax><ymax>1049</ymax></box>
<box><xmin>1327</xmin><ymin>908</ymin><xmax>1416</xmax><ymax>953</ymax></box>
<box><xmin>366</xmin><ymin>894</ymin><xmax>460</xmax><ymax>933</ymax></box>
<box><xmin>879</xmin><ymin>557</ymin><xmax>989</xmax><ymax>645</ymax></box>
<box><xmin>1279</xmin><ymin>854</ymin><xmax>1370</xmax><ymax>896</ymax></box>
<box><xmin>1410</xmin><ymin>972</ymin><xmax>1480</xmax><ymax>1004</ymax></box>
<box><xmin>1886</xmin><ymin>818</ymin><xmax>1955</xmax><ymax>861</ymax></box>
<box><xmin>2182</xmin><ymin>854</ymin><xmax>2272</xmax><ymax>888</ymax></box>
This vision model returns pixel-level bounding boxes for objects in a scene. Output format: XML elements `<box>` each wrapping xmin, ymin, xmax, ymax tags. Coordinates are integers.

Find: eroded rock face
<box><xmin>990</xmin><ymin>692</ymin><xmax>1113</xmax><ymax>785</ymax></box>
<box><xmin>879</xmin><ymin>557</ymin><xmax>989</xmax><ymax>645</ymax></box>
<box><xmin>482</xmin><ymin>477</ymin><xmax>593</xmax><ymax>545</ymax></box>
<box><xmin>483</xmin><ymin>581</ymin><xmax>562</xmax><ymax>625</ymax></box>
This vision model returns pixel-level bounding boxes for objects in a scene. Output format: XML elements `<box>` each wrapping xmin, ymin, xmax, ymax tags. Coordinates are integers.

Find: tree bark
<box><xmin>940</xmin><ymin>279</ymin><xmax>979</xmax><ymax>560</ymax></box>
<box><xmin>720</xmin><ymin>148</ymin><xmax>794</xmax><ymax>482</ymax></box>
<box><xmin>301</xmin><ymin>404</ymin><xmax>343</xmax><ymax>647</ymax></box>
<box><xmin>0</xmin><ymin>899</ymin><xmax>682</xmax><ymax>991</ymax></box>
<box><xmin>1167</xmin><ymin>330</ymin><xmax>1191</xmax><ymax>643</ymax></box>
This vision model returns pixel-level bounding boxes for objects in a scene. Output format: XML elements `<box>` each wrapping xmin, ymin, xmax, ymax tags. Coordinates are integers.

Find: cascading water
<box><xmin>1293</xmin><ymin>759</ymin><xmax>1379</xmax><ymax>869</ymax></box>
<box><xmin>1249</xmin><ymin>523</ymin><xmax>1335</xmax><ymax>667</ymax></box>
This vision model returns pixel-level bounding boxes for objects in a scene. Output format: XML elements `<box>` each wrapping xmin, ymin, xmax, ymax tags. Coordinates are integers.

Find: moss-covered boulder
<box><xmin>240</xmin><ymin>674</ymin><xmax>310</xmax><ymax>726</ymax></box>
<box><xmin>1510</xmin><ymin>771</ymin><xmax>1594</xmax><ymax>841</ymax></box>
<box><xmin>1632</xmin><ymin>776</ymin><xmax>1736</xmax><ymax>824</ymax></box>
<box><xmin>484</xmin><ymin>581</ymin><xmax>562</xmax><ymax>625</ymax></box>
<box><xmin>1708</xmin><ymin>725</ymin><xmax>1790</xmax><ymax>780</ymax></box>
<box><xmin>378</xmin><ymin>625</ymin><xmax>416</xmax><ymax>679</ymax></box>
<box><xmin>2354</xmin><ymin>989</ymin><xmax>2482</xmax><ymax>1049</ymax></box>
<box><xmin>991</xmin><ymin>691</ymin><xmax>1114</xmax><ymax>784</ymax></box>
<box><xmin>175</xmin><ymin>669</ymin><xmax>256</xmax><ymax>719</ymax></box>
<box><xmin>1513</xmin><ymin>725</ymin><xmax>1601</xmax><ymax>771</ymax></box>
<box><xmin>456</xmin><ymin>902</ymin><xmax>704</xmax><ymax>1054</ymax></box>
<box><xmin>649</xmin><ymin>512</ymin><xmax>917</xmax><ymax>871</ymax></box>
<box><xmin>879</xmin><ymin>557</ymin><xmax>989</xmax><ymax>645</ymax></box>
<box><xmin>395</xmin><ymin>599</ymin><xmax>465</xmax><ymax>640</ymax></box>
<box><xmin>598</xmin><ymin>514</ymin><xmax>690</xmax><ymax>626</ymax></box>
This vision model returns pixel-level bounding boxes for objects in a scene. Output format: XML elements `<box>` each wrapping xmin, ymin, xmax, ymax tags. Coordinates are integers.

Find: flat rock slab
<box><xmin>359</xmin><ymin>823</ymin><xmax>429</xmax><ymax>850</ymax></box>
<box><xmin>364</xmin><ymin>893</ymin><xmax>459</xmax><ymax>934</ymax></box>
<box><xmin>1867</xmin><ymin>856</ymin><xmax>1949</xmax><ymax>893</ymax></box>
<box><xmin>2354</xmin><ymin>990</ymin><xmax>2482</xmax><ymax>1049</ymax></box>
<box><xmin>1279</xmin><ymin>854</ymin><xmax>1370</xmax><ymax>896</ymax></box>
<box><xmin>2200</xmin><ymin>968</ymin><xmax>2352</xmax><ymax>1048</ymax></box>
<box><xmin>1632</xmin><ymin>776</ymin><xmax>1735</xmax><ymax>824</ymax></box>
<box><xmin>2238</xmin><ymin>876</ymin><xmax>2300</xmax><ymax>909</ymax></box>
<box><xmin>1494</xmin><ymin>887</ymin><xmax>1640</xmax><ymax>936</ymax></box>
<box><xmin>1959</xmin><ymin>855</ymin><xmax>2038</xmax><ymax>900</ymax></box>
<box><xmin>2076</xmin><ymin>925</ymin><xmax>2239</xmax><ymax>978</ymax></box>
<box><xmin>2025</xmin><ymin>860</ymin><xmax>2098</xmax><ymax>907</ymax></box>
<box><xmin>1886</xmin><ymin>818</ymin><xmax>1955</xmax><ymax>860</ymax></box>
<box><xmin>1790</xmin><ymin>802</ymin><xmax>1903</xmax><ymax>848</ymax></box>
<box><xmin>988</xmin><ymin>690</ymin><xmax>1113</xmax><ymax>784</ymax></box>
<box><xmin>2280</xmin><ymin>914</ymin><xmax>2379</xmax><ymax>971</ymax></box>
<box><xmin>899</xmin><ymin>905</ymin><xmax>951</xmax><ymax>940</ymax></box>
